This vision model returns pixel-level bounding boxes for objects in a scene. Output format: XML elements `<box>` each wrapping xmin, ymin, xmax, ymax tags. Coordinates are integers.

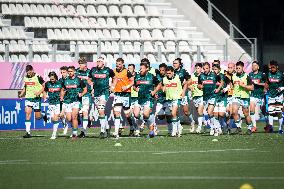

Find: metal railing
<box><xmin>195</xmin><ymin>0</ymin><xmax>257</xmax><ymax>60</ymax></box>
<box><xmin>1</xmin><ymin>40</ymin><xmax>226</xmax><ymax>63</ymax></box>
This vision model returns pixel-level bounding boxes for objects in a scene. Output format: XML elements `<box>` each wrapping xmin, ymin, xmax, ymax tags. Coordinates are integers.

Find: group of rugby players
<box><xmin>19</xmin><ymin>57</ymin><xmax>284</xmax><ymax>139</ymax></box>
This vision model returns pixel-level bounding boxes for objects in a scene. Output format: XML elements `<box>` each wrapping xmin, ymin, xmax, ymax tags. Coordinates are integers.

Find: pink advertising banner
<box><xmin>0</xmin><ymin>61</ymin><xmax>252</xmax><ymax>90</ymax></box>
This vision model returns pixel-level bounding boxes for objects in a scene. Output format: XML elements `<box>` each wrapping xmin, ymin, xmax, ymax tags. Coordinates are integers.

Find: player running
<box><xmin>112</xmin><ymin>58</ymin><xmax>134</xmax><ymax>138</ymax></box>
<box><xmin>43</xmin><ymin>72</ymin><xmax>64</xmax><ymax>139</ymax></box>
<box><xmin>59</xmin><ymin>66</ymin><xmax>69</xmax><ymax>135</ymax></box>
<box><xmin>162</xmin><ymin>66</ymin><xmax>186</xmax><ymax>137</ymax></box>
<box><xmin>188</xmin><ymin>63</ymin><xmax>204</xmax><ymax>133</ymax></box>
<box><xmin>264</xmin><ymin>60</ymin><xmax>284</xmax><ymax>134</ymax></box>
<box><xmin>76</xmin><ymin>57</ymin><xmax>92</xmax><ymax>138</ymax></box>
<box><xmin>19</xmin><ymin>65</ymin><xmax>47</xmax><ymax>138</ymax></box>
<box><xmin>198</xmin><ymin>62</ymin><xmax>223</xmax><ymax>136</ymax></box>
<box><xmin>231</xmin><ymin>61</ymin><xmax>254</xmax><ymax>135</ymax></box>
<box><xmin>248</xmin><ymin>61</ymin><xmax>266</xmax><ymax>132</ymax></box>
<box><xmin>61</xmin><ymin>66</ymin><xmax>87</xmax><ymax>139</ymax></box>
<box><xmin>88</xmin><ymin>57</ymin><xmax>116</xmax><ymax>139</ymax></box>
<box><xmin>133</xmin><ymin>62</ymin><xmax>161</xmax><ymax>137</ymax></box>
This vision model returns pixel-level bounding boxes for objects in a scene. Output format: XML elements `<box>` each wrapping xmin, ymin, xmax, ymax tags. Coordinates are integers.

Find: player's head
<box><xmin>166</xmin><ymin>66</ymin><xmax>175</xmax><ymax>79</ymax></box>
<box><xmin>116</xmin><ymin>58</ymin><xmax>124</xmax><ymax>71</ymax></box>
<box><xmin>235</xmin><ymin>61</ymin><xmax>244</xmax><ymax>74</ymax></box>
<box><xmin>128</xmin><ymin>64</ymin><xmax>135</xmax><ymax>74</ymax></box>
<box><xmin>140</xmin><ymin>62</ymin><xmax>149</xmax><ymax>76</ymax></box>
<box><xmin>78</xmin><ymin>57</ymin><xmax>87</xmax><ymax>70</ymax></box>
<box><xmin>212</xmin><ymin>64</ymin><xmax>221</xmax><ymax>75</ymax></box>
<box><xmin>159</xmin><ymin>63</ymin><xmax>167</xmax><ymax>76</ymax></box>
<box><xmin>25</xmin><ymin>65</ymin><xmax>34</xmax><ymax>77</ymax></box>
<box><xmin>203</xmin><ymin>62</ymin><xmax>211</xmax><ymax>74</ymax></box>
<box><xmin>97</xmin><ymin>57</ymin><xmax>105</xmax><ymax>69</ymax></box>
<box><xmin>68</xmin><ymin>66</ymin><xmax>76</xmax><ymax>77</ymax></box>
<box><xmin>227</xmin><ymin>62</ymin><xmax>235</xmax><ymax>74</ymax></box>
<box><xmin>269</xmin><ymin>60</ymin><xmax>278</xmax><ymax>73</ymax></box>
<box><xmin>141</xmin><ymin>58</ymin><xmax>150</xmax><ymax>70</ymax></box>
<box><xmin>173</xmin><ymin>58</ymin><xmax>183</xmax><ymax>70</ymax></box>
<box><xmin>212</xmin><ymin>60</ymin><xmax>220</xmax><ymax>68</ymax></box>
<box><xmin>195</xmin><ymin>63</ymin><xmax>203</xmax><ymax>74</ymax></box>
<box><xmin>48</xmin><ymin>71</ymin><xmax>58</xmax><ymax>83</ymax></box>
<box><xmin>252</xmin><ymin>61</ymin><xmax>260</xmax><ymax>72</ymax></box>
<box><xmin>60</xmin><ymin>66</ymin><xmax>68</xmax><ymax>78</ymax></box>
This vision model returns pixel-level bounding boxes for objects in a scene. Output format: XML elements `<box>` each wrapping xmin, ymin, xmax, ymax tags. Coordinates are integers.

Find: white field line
<box><xmin>1</xmin><ymin>161</ymin><xmax>284</xmax><ymax>165</ymax></box>
<box><xmin>65</xmin><ymin>176</ymin><xmax>284</xmax><ymax>180</ymax></box>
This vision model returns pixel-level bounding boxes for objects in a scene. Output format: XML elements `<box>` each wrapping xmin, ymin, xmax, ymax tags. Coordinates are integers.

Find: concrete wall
<box><xmin>166</xmin><ymin>0</ymin><xmax>251</xmax><ymax>62</ymax></box>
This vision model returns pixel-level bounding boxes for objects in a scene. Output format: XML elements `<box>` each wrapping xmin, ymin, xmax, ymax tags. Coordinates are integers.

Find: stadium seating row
<box><xmin>2</xmin><ymin>4</ymin><xmax>159</xmax><ymax>17</ymax></box>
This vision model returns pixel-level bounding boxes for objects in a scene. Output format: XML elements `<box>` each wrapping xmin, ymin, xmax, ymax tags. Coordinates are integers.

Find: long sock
<box><xmin>268</xmin><ymin>115</ymin><xmax>274</xmax><ymax>126</ymax></box>
<box><xmin>144</xmin><ymin>118</ymin><xmax>150</xmax><ymax>129</ymax></box>
<box><xmin>166</xmin><ymin>118</ymin><xmax>172</xmax><ymax>134</ymax></box>
<box><xmin>250</xmin><ymin>112</ymin><xmax>256</xmax><ymax>127</ymax></box>
<box><xmin>171</xmin><ymin>118</ymin><xmax>178</xmax><ymax>135</ymax></box>
<box><xmin>25</xmin><ymin>120</ymin><xmax>31</xmax><ymax>134</ymax></box>
<box><xmin>189</xmin><ymin>114</ymin><xmax>194</xmax><ymax>125</ymax></box>
<box><xmin>219</xmin><ymin>116</ymin><xmax>227</xmax><ymax>129</ymax></box>
<box><xmin>72</xmin><ymin>128</ymin><xmax>78</xmax><ymax>136</ymax></box>
<box><xmin>149</xmin><ymin>114</ymin><xmax>155</xmax><ymax>127</ymax></box>
<box><xmin>114</xmin><ymin>116</ymin><xmax>120</xmax><ymax>135</ymax></box>
<box><xmin>131</xmin><ymin>116</ymin><xmax>138</xmax><ymax>130</ymax></box>
<box><xmin>62</xmin><ymin>117</ymin><xmax>67</xmax><ymax>127</ymax></box>
<box><xmin>105</xmin><ymin>116</ymin><xmax>110</xmax><ymax>130</ymax></box>
<box><xmin>127</xmin><ymin>117</ymin><xmax>134</xmax><ymax>130</ymax></box>
<box><xmin>279</xmin><ymin>117</ymin><xmax>283</xmax><ymax>131</ymax></box>
<box><xmin>198</xmin><ymin>116</ymin><xmax>203</xmax><ymax>129</ymax></box>
<box><xmin>235</xmin><ymin>119</ymin><xmax>241</xmax><ymax>128</ymax></box>
<box><xmin>212</xmin><ymin>117</ymin><xmax>218</xmax><ymax>129</ymax></box>
<box><xmin>209</xmin><ymin>115</ymin><xmax>214</xmax><ymax>130</ymax></box>
<box><xmin>82</xmin><ymin>118</ymin><xmax>88</xmax><ymax>133</ymax></box>
<box><xmin>99</xmin><ymin>116</ymin><xmax>106</xmax><ymax>133</ymax></box>
<box><xmin>52</xmin><ymin>121</ymin><xmax>59</xmax><ymax>136</ymax></box>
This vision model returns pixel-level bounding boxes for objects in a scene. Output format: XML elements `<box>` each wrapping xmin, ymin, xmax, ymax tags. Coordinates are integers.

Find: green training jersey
<box><xmin>76</xmin><ymin>68</ymin><xmax>92</xmax><ymax>97</ymax></box>
<box><xmin>267</xmin><ymin>71</ymin><xmax>284</xmax><ymax>98</ymax></box>
<box><xmin>248</xmin><ymin>71</ymin><xmax>266</xmax><ymax>99</ymax></box>
<box><xmin>198</xmin><ymin>71</ymin><xmax>221</xmax><ymax>100</ymax></box>
<box><xmin>62</xmin><ymin>76</ymin><xmax>86</xmax><ymax>103</ymax></box>
<box><xmin>134</xmin><ymin>72</ymin><xmax>160</xmax><ymax>104</ymax></box>
<box><xmin>174</xmin><ymin>68</ymin><xmax>190</xmax><ymax>85</ymax></box>
<box><xmin>215</xmin><ymin>73</ymin><xmax>227</xmax><ymax>102</ymax></box>
<box><xmin>88</xmin><ymin>66</ymin><xmax>115</xmax><ymax>97</ymax></box>
<box><xmin>44</xmin><ymin>81</ymin><xmax>63</xmax><ymax>105</ymax></box>
<box><xmin>156</xmin><ymin>73</ymin><xmax>166</xmax><ymax>104</ymax></box>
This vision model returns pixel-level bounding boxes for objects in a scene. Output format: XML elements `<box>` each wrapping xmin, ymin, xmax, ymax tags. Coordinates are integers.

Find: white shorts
<box><xmin>48</xmin><ymin>104</ymin><xmax>61</xmax><ymax>117</ymax></box>
<box><xmin>164</xmin><ymin>100</ymin><xmax>180</xmax><ymax>115</ymax></box>
<box><xmin>134</xmin><ymin>100</ymin><xmax>153</xmax><ymax>110</ymax></box>
<box><xmin>81</xmin><ymin>96</ymin><xmax>90</xmax><ymax>112</ymax></box>
<box><xmin>155</xmin><ymin>102</ymin><xmax>165</xmax><ymax>116</ymax></box>
<box><xmin>192</xmin><ymin>96</ymin><xmax>203</xmax><ymax>108</ymax></box>
<box><xmin>25</xmin><ymin>99</ymin><xmax>40</xmax><ymax>110</ymax></box>
<box><xmin>203</xmin><ymin>98</ymin><xmax>216</xmax><ymax>109</ymax></box>
<box><xmin>250</xmin><ymin>97</ymin><xmax>263</xmax><ymax>106</ymax></box>
<box><xmin>227</xmin><ymin>96</ymin><xmax>234</xmax><ymax>106</ymax></box>
<box><xmin>94</xmin><ymin>95</ymin><xmax>107</xmax><ymax>106</ymax></box>
<box><xmin>213</xmin><ymin>101</ymin><xmax>226</xmax><ymax>113</ymax></box>
<box><xmin>181</xmin><ymin>96</ymin><xmax>188</xmax><ymax>106</ymax></box>
<box><xmin>64</xmin><ymin>102</ymin><xmax>80</xmax><ymax>113</ymax></box>
<box><xmin>268</xmin><ymin>94</ymin><xmax>283</xmax><ymax>113</ymax></box>
<box><xmin>232</xmin><ymin>97</ymin><xmax>250</xmax><ymax>109</ymax></box>
<box><xmin>113</xmin><ymin>96</ymin><xmax>130</xmax><ymax>108</ymax></box>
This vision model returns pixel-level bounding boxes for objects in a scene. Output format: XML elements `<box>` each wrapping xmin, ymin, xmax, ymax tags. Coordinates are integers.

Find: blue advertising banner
<box><xmin>0</xmin><ymin>98</ymin><xmax>59</xmax><ymax>130</ymax></box>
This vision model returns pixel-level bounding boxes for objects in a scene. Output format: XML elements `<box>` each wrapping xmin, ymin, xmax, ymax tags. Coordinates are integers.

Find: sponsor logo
<box><xmin>66</xmin><ymin>85</ymin><xmax>77</xmax><ymax>89</ymax></box>
<box><xmin>269</xmin><ymin>78</ymin><xmax>279</xmax><ymax>82</ymax></box>
<box><xmin>78</xmin><ymin>76</ymin><xmax>89</xmax><ymax>80</ymax></box>
<box><xmin>137</xmin><ymin>81</ymin><xmax>149</xmax><ymax>85</ymax></box>
<box><xmin>0</xmin><ymin>101</ymin><xmax>21</xmax><ymax>125</ymax></box>
<box><xmin>252</xmin><ymin>79</ymin><xmax>260</xmax><ymax>84</ymax></box>
<box><xmin>93</xmin><ymin>74</ymin><xmax>106</xmax><ymax>79</ymax></box>
<box><xmin>48</xmin><ymin>88</ymin><xmax>61</xmax><ymax>92</ymax></box>
<box><xmin>192</xmin><ymin>81</ymin><xmax>198</xmax><ymax>84</ymax></box>
<box><xmin>166</xmin><ymin>83</ymin><xmax>178</xmax><ymax>87</ymax></box>
<box><xmin>203</xmin><ymin>80</ymin><xmax>213</xmax><ymax>84</ymax></box>
<box><xmin>234</xmin><ymin>81</ymin><xmax>240</xmax><ymax>85</ymax></box>
<box><xmin>25</xmin><ymin>82</ymin><xmax>35</xmax><ymax>86</ymax></box>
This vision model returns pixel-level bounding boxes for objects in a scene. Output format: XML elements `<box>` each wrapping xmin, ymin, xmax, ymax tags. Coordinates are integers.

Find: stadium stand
<box><xmin>0</xmin><ymin>0</ymin><xmax>248</xmax><ymax>64</ymax></box>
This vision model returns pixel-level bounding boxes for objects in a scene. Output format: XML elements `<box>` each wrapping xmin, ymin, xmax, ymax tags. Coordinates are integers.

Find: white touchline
<box><xmin>1</xmin><ymin>161</ymin><xmax>284</xmax><ymax>165</ymax></box>
<box><xmin>64</xmin><ymin>176</ymin><xmax>284</xmax><ymax>180</ymax></box>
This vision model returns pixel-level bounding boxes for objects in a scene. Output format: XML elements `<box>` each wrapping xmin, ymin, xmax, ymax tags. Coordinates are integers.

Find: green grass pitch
<box><xmin>0</xmin><ymin>123</ymin><xmax>284</xmax><ymax>189</ymax></box>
